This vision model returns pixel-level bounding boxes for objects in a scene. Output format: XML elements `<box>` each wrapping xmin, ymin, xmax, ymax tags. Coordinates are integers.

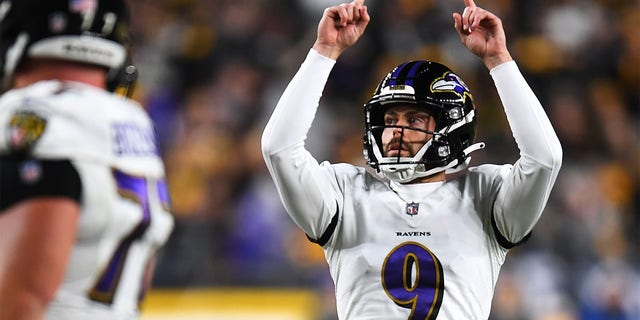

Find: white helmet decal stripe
<box><xmin>28</xmin><ymin>35</ymin><xmax>126</xmax><ymax>69</ymax></box>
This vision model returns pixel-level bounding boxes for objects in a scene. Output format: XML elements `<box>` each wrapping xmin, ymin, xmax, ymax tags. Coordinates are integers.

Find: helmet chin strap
<box><xmin>377</xmin><ymin>141</ymin><xmax>486</xmax><ymax>183</ymax></box>
<box><xmin>441</xmin><ymin>142</ymin><xmax>486</xmax><ymax>174</ymax></box>
<box><xmin>374</xmin><ymin>137</ymin><xmax>433</xmax><ymax>183</ymax></box>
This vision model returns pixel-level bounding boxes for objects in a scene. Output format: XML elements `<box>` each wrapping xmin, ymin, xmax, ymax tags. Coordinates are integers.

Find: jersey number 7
<box><xmin>89</xmin><ymin>169</ymin><xmax>170</xmax><ymax>304</ymax></box>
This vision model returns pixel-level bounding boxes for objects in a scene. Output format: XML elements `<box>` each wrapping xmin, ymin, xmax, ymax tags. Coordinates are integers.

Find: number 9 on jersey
<box><xmin>381</xmin><ymin>241</ymin><xmax>444</xmax><ymax>319</ymax></box>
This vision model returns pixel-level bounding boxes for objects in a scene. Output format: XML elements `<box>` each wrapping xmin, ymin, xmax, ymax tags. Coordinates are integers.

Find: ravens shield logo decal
<box><xmin>8</xmin><ymin>111</ymin><xmax>47</xmax><ymax>151</ymax></box>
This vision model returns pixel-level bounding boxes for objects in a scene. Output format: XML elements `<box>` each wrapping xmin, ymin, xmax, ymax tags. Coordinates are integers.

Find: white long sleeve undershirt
<box><xmin>261</xmin><ymin>50</ymin><xmax>339</xmax><ymax>236</ymax></box>
<box><xmin>489</xmin><ymin>60</ymin><xmax>563</xmax><ymax>241</ymax></box>
<box><xmin>261</xmin><ymin>50</ymin><xmax>335</xmax><ymax>155</ymax></box>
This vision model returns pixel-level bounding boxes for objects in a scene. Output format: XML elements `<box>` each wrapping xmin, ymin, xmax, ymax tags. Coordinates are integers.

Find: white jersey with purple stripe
<box><xmin>0</xmin><ymin>80</ymin><xmax>174</xmax><ymax>319</ymax></box>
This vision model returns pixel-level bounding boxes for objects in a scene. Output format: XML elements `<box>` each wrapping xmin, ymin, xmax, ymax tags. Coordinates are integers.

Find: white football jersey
<box><xmin>262</xmin><ymin>50</ymin><xmax>562</xmax><ymax>319</ymax></box>
<box><xmin>311</xmin><ymin>162</ymin><xmax>510</xmax><ymax>319</ymax></box>
<box><xmin>0</xmin><ymin>80</ymin><xmax>174</xmax><ymax>319</ymax></box>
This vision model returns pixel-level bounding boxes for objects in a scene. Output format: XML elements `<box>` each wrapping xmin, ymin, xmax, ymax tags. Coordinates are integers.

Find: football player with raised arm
<box><xmin>0</xmin><ymin>1</ymin><xmax>174</xmax><ymax>319</ymax></box>
<box><xmin>262</xmin><ymin>0</ymin><xmax>562</xmax><ymax>319</ymax></box>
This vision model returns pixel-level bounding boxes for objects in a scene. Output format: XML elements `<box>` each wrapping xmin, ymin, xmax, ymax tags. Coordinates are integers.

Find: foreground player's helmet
<box><xmin>0</xmin><ymin>0</ymin><xmax>134</xmax><ymax>94</ymax></box>
<box><xmin>364</xmin><ymin>60</ymin><xmax>485</xmax><ymax>183</ymax></box>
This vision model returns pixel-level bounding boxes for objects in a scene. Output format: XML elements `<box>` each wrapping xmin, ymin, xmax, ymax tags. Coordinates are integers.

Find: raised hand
<box><xmin>313</xmin><ymin>0</ymin><xmax>370</xmax><ymax>60</ymax></box>
<box><xmin>453</xmin><ymin>0</ymin><xmax>512</xmax><ymax>70</ymax></box>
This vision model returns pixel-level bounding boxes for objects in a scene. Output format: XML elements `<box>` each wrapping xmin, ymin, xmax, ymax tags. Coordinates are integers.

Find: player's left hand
<box><xmin>453</xmin><ymin>0</ymin><xmax>512</xmax><ymax>70</ymax></box>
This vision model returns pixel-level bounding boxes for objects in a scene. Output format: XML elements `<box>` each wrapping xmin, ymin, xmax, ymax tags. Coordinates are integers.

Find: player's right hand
<box><xmin>452</xmin><ymin>0</ymin><xmax>512</xmax><ymax>70</ymax></box>
<box><xmin>313</xmin><ymin>0</ymin><xmax>370</xmax><ymax>60</ymax></box>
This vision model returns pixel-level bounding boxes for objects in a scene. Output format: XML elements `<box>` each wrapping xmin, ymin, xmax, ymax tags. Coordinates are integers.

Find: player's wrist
<box><xmin>312</xmin><ymin>42</ymin><xmax>344</xmax><ymax>60</ymax></box>
<box><xmin>483</xmin><ymin>51</ymin><xmax>513</xmax><ymax>71</ymax></box>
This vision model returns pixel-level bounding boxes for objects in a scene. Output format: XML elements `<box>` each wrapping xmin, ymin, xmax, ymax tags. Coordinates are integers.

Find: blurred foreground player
<box><xmin>0</xmin><ymin>0</ymin><xmax>174</xmax><ymax>319</ymax></box>
<box><xmin>262</xmin><ymin>0</ymin><xmax>562</xmax><ymax>318</ymax></box>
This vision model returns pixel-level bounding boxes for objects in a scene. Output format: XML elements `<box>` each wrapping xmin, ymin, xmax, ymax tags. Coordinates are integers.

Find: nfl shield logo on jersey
<box><xmin>406</xmin><ymin>202</ymin><xmax>420</xmax><ymax>216</ymax></box>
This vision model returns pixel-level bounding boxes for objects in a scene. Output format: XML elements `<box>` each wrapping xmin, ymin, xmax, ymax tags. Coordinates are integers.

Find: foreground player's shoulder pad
<box><xmin>0</xmin><ymin>81</ymin><xmax>151</xmax><ymax>162</ymax></box>
<box><xmin>4</xmin><ymin>108</ymin><xmax>48</xmax><ymax>152</ymax></box>
<box><xmin>0</xmin><ymin>83</ymin><xmax>53</xmax><ymax>154</ymax></box>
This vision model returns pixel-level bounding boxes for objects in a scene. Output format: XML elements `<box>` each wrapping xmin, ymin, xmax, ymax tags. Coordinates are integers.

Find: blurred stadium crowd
<box><xmin>125</xmin><ymin>0</ymin><xmax>638</xmax><ymax>319</ymax></box>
